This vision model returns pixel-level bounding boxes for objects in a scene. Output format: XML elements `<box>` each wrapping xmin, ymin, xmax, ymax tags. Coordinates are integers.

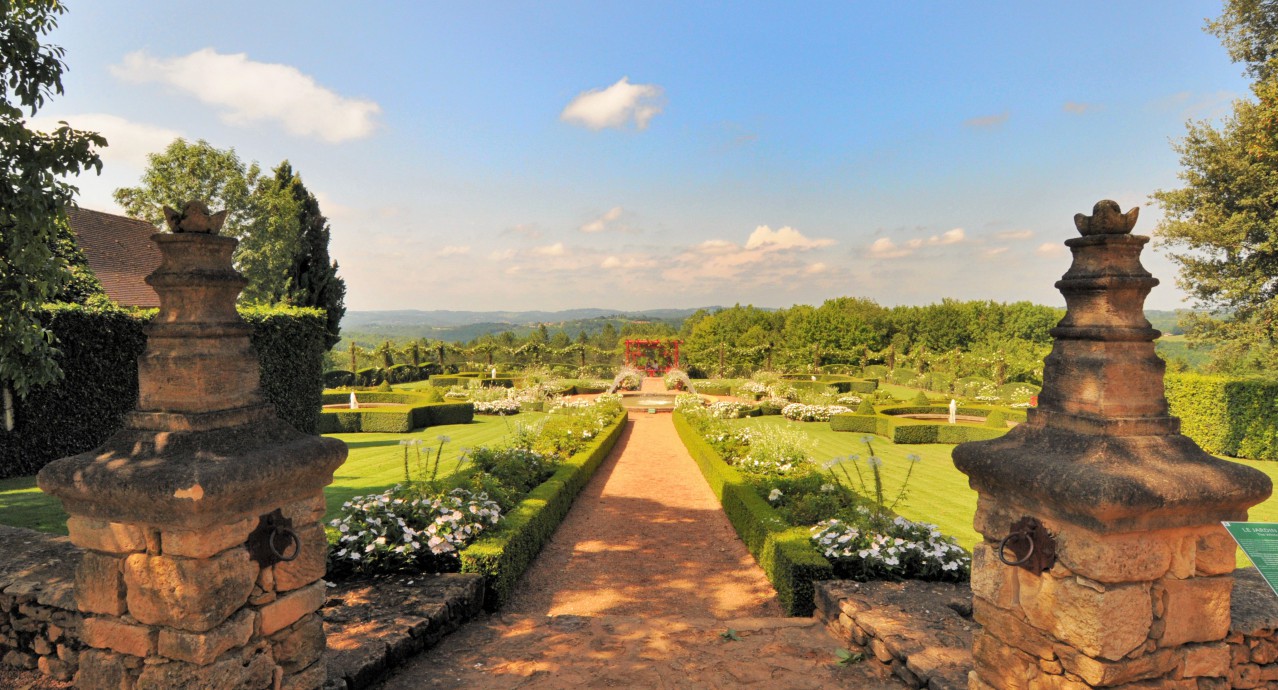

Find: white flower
<box><xmin>867</xmin><ymin>456</ymin><xmax>883</xmax><ymax>468</ymax></box>
<box><xmin>906</xmin><ymin>453</ymin><xmax>921</xmax><ymax>463</ymax></box>
<box><xmin>768</xmin><ymin>488</ymin><xmax>783</xmax><ymax>503</ymax></box>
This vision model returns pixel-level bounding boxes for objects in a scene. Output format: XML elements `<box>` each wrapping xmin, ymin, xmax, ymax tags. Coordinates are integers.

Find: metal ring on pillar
<box><xmin>269</xmin><ymin>526</ymin><xmax>301</xmax><ymax>562</ymax></box>
<box><xmin>997</xmin><ymin>531</ymin><xmax>1034</xmax><ymax>567</ymax></box>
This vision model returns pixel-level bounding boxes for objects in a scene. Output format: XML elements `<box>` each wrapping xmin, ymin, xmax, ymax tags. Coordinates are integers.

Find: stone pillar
<box><xmin>38</xmin><ymin>202</ymin><xmax>346</xmax><ymax>690</ymax></box>
<box><xmin>954</xmin><ymin>200</ymin><xmax>1273</xmax><ymax>690</ymax></box>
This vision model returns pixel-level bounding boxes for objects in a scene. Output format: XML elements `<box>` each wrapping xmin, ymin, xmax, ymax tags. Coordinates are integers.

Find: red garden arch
<box><xmin>623</xmin><ymin>338</ymin><xmax>682</xmax><ymax>376</ymax></box>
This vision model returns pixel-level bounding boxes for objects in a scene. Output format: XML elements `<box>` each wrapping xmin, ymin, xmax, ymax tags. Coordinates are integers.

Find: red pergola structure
<box><xmin>623</xmin><ymin>338</ymin><xmax>682</xmax><ymax>376</ymax></box>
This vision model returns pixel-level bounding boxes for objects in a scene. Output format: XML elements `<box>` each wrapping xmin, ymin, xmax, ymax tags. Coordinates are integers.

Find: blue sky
<box><xmin>40</xmin><ymin>1</ymin><xmax>1247</xmax><ymax>312</ymax></box>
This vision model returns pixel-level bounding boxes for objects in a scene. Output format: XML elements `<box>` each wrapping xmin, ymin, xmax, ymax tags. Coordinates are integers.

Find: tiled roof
<box><xmin>67</xmin><ymin>207</ymin><xmax>163</xmax><ymax>308</ymax></box>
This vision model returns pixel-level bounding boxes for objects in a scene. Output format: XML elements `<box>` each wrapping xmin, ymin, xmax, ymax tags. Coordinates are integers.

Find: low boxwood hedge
<box><xmin>781</xmin><ymin>374</ymin><xmax>878</xmax><ymax>394</ymax></box>
<box><xmin>460</xmin><ymin>414</ymin><xmax>627</xmax><ymax>609</ymax></box>
<box><xmin>1165</xmin><ymin>372</ymin><xmax>1278</xmax><ymax>459</ymax></box>
<box><xmin>672</xmin><ymin>411</ymin><xmax>833</xmax><ymax>616</ymax></box>
<box><xmin>828</xmin><ymin>404</ymin><xmax>1025</xmax><ymax>444</ymax></box>
<box><xmin>317</xmin><ymin>391</ymin><xmax>473</xmax><ymax>433</ymax></box>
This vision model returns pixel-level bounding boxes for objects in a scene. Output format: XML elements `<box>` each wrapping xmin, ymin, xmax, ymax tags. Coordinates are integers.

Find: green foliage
<box><xmin>236</xmin><ymin>161</ymin><xmax>302</xmax><ymax>304</ymax></box>
<box><xmin>238</xmin><ymin>304</ymin><xmax>328</xmax><ymax>434</ymax></box>
<box><xmin>910</xmin><ymin>391</ymin><xmax>930</xmax><ymax>405</ymax></box>
<box><xmin>855</xmin><ymin>399</ymin><xmax>875</xmax><ymax>415</ymax></box>
<box><xmin>281</xmin><ymin>164</ymin><xmax>346</xmax><ymax>349</ymax></box>
<box><xmin>460</xmin><ymin>415</ymin><xmax>626</xmax><ymax>609</ymax></box>
<box><xmin>0</xmin><ymin>303</ymin><xmax>326</xmax><ymax>477</ymax></box>
<box><xmin>672</xmin><ymin>411</ymin><xmax>834</xmax><ymax>615</ymax></box>
<box><xmin>376</xmin><ymin>379</ymin><xmax>393</xmax><ymax>392</ymax></box>
<box><xmin>51</xmin><ymin>216</ymin><xmax>105</xmax><ymax>303</ymax></box>
<box><xmin>114</xmin><ymin>138</ymin><xmax>258</xmax><ymax>237</ymax></box>
<box><xmin>317</xmin><ymin>391</ymin><xmax>474</xmax><ymax>433</ymax></box>
<box><xmin>1166</xmin><ymin>372</ymin><xmax>1278</xmax><ymax>459</ymax></box>
<box><xmin>984</xmin><ymin>410</ymin><xmax>1008</xmax><ymax>428</ymax></box>
<box><xmin>1</xmin><ymin>2</ymin><xmax>106</xmax><ymax>399</ymax></box>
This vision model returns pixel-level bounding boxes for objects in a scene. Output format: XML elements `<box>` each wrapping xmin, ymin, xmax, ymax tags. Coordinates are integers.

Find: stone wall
<box><xmin>0</xmin><ymin>525</ymin><xmax>83</xmax><ymax>681</ymax></box>
<box><xmin>817</xmin><ymin>568</ymin><xmax>1278</xmax><ymax>690</ymax></box>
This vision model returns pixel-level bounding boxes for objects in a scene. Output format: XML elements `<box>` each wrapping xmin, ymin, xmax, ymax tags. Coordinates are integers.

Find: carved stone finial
<box><xmin>161</xmin><ymin>200</ymin><xmax>228</xmax><ymax>234</ymax></box>
<box><xmin>1073</xmin><ymin>199</ymin><xmax>1138</xmax><ymax>236</ymax></box>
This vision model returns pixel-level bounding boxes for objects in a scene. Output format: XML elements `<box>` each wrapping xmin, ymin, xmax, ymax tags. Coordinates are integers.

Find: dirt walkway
<box><xmin>377</xmin><ymin>379</ymin><xmax>903</xmax><ymax>688</ymax></box>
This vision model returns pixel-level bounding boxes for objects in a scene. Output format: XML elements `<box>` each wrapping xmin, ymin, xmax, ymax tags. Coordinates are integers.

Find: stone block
<box><xmin>161</xmin><ymin>516</ymin><xmax>256</xmax><ymax>559</ymax></box>
<box><xmin>1027</xmin><ymin>674</ymin><xmax>1090</xmax><ymax>690</ymax></box>
<box><xmin>2</xmin><ymin>649</ymin><xmax>35</xmax><ymax>669</ymax></box>
<box><xmin>1182</xmin><ymin>642</ymin><xmax>1230</xmax><ymax>678</ymax></box>
<box><xmin>1054</xmin><ymin>525</ymin><xmax>1172</xmax><ymax>583</ymax></box>
<box><xmin>1251</xmin><ymin>637</ymin><xmax>1278</xmax><ymax>665</ymax></box>
<box><xmin>135</xmin><ymin>641</ymin><xmax>276</xmax><ymax>690</ymax></box>
<box><xmin>1160</xmin><ymin>576</ymin><xmax>1232</xmax><ymax>648</ymax></box>
<box><xmin>37</xmin><ymin>654</ymin><xmax>74</xmax><ymax>681</ymax></box>
<box><xmin>1169</xmin><ymin>532</ymin><xmax>1196</xmax><ymax>579</ymax></box>
<box><xmin>1233</xmin><ymin>662</ymin><xmax>1263</xmax><ymax>689</ymax></box>
<box><xmin>75</xmin><ymin>552</ymin><xmax>127</xmax><ymax>616</ymax></box>
<box><xmin>1195</xmin><ymin>528</ymin><xmax>1238</xmax><ymax>576</ymax></box>
<box><xmin>1020</xmin><ymin>571</ymin><xmax>1151</xmax><ymax>661</ymax></box>
<box><xmin>281</xmin><ymin>658</ymin><xmax>327</xmax><ymax>690</ymax></box>
<box><xmin>274</xmin><ymin>524</ymin><xmax>328</xmax><ymax>592</ymax></box>
<box><xmin>75</xmin><ymin>649</ymin><xmax>134</xmax><ymax>690</ymax></box>
<box><xmin>973</xmin><ymin>495</ymin><xmax>1022</xmax><ymax>541</ymax></box>
<box><xmin>280</xmin><ymin>492</ymin><xmax>326</xmax><ymax>526</ymax></box>
<box><xmin>158</xmin><ymin>608</ymin><xmax>255</xmax><ymax>665</ymax></box>
<box><xmin>973</xmin><ymin>596</ymin><xmax>1055</xmax><ymax>659</ymax></box>
<box><xmin>67</xmin><ymin>516</ymin><xmax>147</xmax><ymax>555</ymax></box>
<box><xmin>972</xmin><ymin>629</ymin><xmax>1038</xmax><ymax>689</ymax></box>
<box><xmin>123</xmin><ymin>549</ymin><xmax>256</xmax><ymax>633</ymax></box>
<box><xmin>259</xmin><ymin>579</ymin><xmax>327</xmax><ymax>636</ymax></box>
<box><xmin>971</xmin><ymin>543</ymin><xmax>1019</xmax><ymax>609</ymax></box>
<box><xmin>1052</xmin><ymin>644</ymin><xmax>1178</xmax><ymax>686</ymax></box>
<box><xmin>271</xmin><ymin>613</ymin><xmax>325</xmax><ymax>673</ymax></box>
<box><xmin>81</xmin><ymin>617</ymin><xmax>156</xmax><ymax>658</ymax></box>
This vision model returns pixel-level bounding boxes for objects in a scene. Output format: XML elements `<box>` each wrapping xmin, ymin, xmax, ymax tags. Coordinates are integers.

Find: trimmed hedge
<box><xmin>317</xmin><ymin>391</ymin><xmax>473</xmax><ymax>433</ymax></box>
<box><xmin>828</xmin><ymin>404</ymin><xmax>1024</xmax><ymax>444</ymax></box>
<box><xmin>1165</xmin><ymin>373</ymin><xmax>1278</xmax><ymax>459</ymax></box>
<box><xmin>460</xmin><ymin>414</ymin><xmax>627</xmax><ymax>609</ymax></box>
<box><xmin>0</xmin><ymin>303</ymin><xmax>327</xmax><ymax>479</ymax></box>
<box><xmin>781</xmin><ymin>374</ymin><xmax>878</xmax><ymax>394</ymax></box>
<box><xmin>672</xmin><ymin>411</ymin><xmax>834</xmax><ymax>615</ymax></box>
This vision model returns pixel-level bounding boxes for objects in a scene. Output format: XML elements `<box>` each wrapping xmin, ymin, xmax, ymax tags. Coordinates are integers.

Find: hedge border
<box><xmin>828</xmin><ymin>404</ymin><xmax>1024</xmax><ymax>443</ymax></box>
<box><xmin>671</xmin><ymin>411</ymin><xmax>833</xmax><ymax>616</ymax></box>
<box><xmin>316</xmin><ymin>391</ymin><xmax>473</xmax><ymax>433</ymax></box>
<box><xmin>459</xmin><ymin>413</ymin><xmax>627</xmax><ymax>610</ymax></box>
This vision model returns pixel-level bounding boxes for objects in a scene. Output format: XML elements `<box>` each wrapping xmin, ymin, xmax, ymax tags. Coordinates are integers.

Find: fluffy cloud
<box><xmin>982</xmin><ymin>247</ymin><xmax>1010</xmax><ymax>258</ymax></box>
<box><xmin>806</xmin><ymin>262</ymin><xmax>829</xmax><ymax>275</ymax></box>
<box><xmin>994</xmin><ymin>229</ymin><xmax>1034</xmax><ymax>240</ymax></box>
<box><xmin>436</xmin><ymin>245</ymin><xmax>470</xmax><ymax>257</ymax></box>
<box><xmin>533</xmin><ymin>242</ymin><xmax>566</xmax><ymax>257</ymax></box>
<box><xmin>560</xmin><ymin>77</ymin><xmax>664</xmax><ymax>130</ymax></box>
<box><xmin>580</xmin><ymin>206</ymin><xmax>624</xmax><ymax>233</ymax></box>
<box><xmin>29</xmin><ymin>113</ymin><xmax>180</xmax><ymax>168</ymax></box>
<box><xmin>111</xmin><ymin>49</ymin><xmax>380</xmax><ymax>142</ymax></box>
<box><xmin>1036</xmin><ymin>242</ymin><xmax>1066</xmax><ymax>256</ymax></box>
<box><xmin>963</xmin><ymin>112</ymin><xmax>1009</xmax><ymax>128</ymax></box>
<box><xmin>601</xmin><ymin>256</ymin><xmax>622</xmax><ymax>269</ymax></box>
<box><xmin>868</xmin><ymin>228</ymin><xmax>966</xmax><ymax>259</ymax></box>
<box><xmin>744</xmin><ymin>225</ymin><xmax>835</xmax><ymax>251</ymax></box>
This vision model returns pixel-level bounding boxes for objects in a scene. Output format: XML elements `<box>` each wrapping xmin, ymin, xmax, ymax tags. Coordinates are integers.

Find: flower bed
<box><xmin>781</xmin><ymin>403</ymin><xmax>851</xmax><ymax>422</ymax></box>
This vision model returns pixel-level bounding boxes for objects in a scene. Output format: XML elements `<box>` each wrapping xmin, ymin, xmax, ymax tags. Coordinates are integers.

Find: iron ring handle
<box><xmin>269</xmin><ymin>526</ymin><xmax>301</xmax><ymax>562</ymax></box>
<box><xmin>997</xmin><ymin>531</ymin><xmax>1035</xmax><ymax>567</ymax></box>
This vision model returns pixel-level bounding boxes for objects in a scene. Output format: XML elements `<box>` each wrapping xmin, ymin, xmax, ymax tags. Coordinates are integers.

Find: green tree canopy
<box><xmin>1</xmin><ymin>1</ymin><xmax>106</xmax><ymax>399</ymax></box>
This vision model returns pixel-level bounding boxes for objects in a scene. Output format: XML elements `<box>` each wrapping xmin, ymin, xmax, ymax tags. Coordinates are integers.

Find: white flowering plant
<box><xmin>708</xmin><ymin>401</ymin><xmax>753</xmax><ymax>419</ymax></box>
<box><xmin>811</xmin><ymin>514</ymin><xmax>970</xmax><ymax>582</ymax></box>
<box><xmin>329</xmin><ymin>486</ymin><xmax>502</xmax><ymax>576</ymax></box>
<box><xmin>781</xmin><ymin>403</ymin><xmax>851</xmax><ymax>422</ymax></box>
<box><xmin>473</xmin><ymin>398</ymin><xmax>521</xmax><ymax>415</ymax></box>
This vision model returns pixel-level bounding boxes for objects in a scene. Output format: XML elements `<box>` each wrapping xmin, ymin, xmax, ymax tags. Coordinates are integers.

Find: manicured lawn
<box><xmin>730</xmin><ymin>416</ymin><xmax>1278</xmax><ymax>567</ymax></box>
<box><xmin>0</xmin><ymin>413</ymin><xmax>539</xmax><ymax>536</ymax></box>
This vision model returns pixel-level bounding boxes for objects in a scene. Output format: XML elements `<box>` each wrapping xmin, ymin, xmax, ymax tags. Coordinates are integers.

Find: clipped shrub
<box><xmin>324</xmin><ymin>370</ymin><xmax>355</xmax><ymax>388</ymax></box>
<box><xmin>0</xmin><ymin>303</ymin><xmax>327</xmax><ymax>479</ymax></box>
<box><xmin>357</xmin><ymin>367</ymin><xmax>383</xmax><ymax>386</ymax></box>
<box><xmin>910</xmin><ymin>391</ymin><xmax>930</xmax><ymax>406</ymax></box>
<box><xmin>419</xmin><ymin>387</ymin><xmax>444</xmax><ymax>403</ymax></box>
<box><xmin>1165</xmin><ymin>372</ymin><xmax>1278</xmax><ymax>459</ymax></box>
<box><xmin>377</xmin><ymin>379</ymin><xmax>393</xmax><ymax>392</ymax></box>
<box><xmin>984</xmin><ymin>410</ymin><xmax>1008</xmax><ymax>429</ymax></box>
<box><xmin>829</xmin><ymin>413</ymin><xmax>880</xmax><ymax>434</ymax></box>
<box><xmin>856</xmin><ymin>399</ymin><xmax>875</xmax><ymax>415</ymax></box>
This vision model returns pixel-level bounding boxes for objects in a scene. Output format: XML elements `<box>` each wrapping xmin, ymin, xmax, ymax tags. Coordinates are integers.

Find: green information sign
<box><xmin>1223</xmin><ymin>521</ymin><xmax>1278</xmax><ymax>597</ymax></box>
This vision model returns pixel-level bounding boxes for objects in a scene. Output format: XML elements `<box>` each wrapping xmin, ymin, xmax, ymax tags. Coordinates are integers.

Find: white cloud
<box><xmin>697</xmin><ymin>239</ymin><xmax>737</xmax><ymax>253</ymax></box>
<box><xmin>504</xmin><ymin>265</ymin><xmax>521</xmax><ymax>275</ymax></box>
<box><xmin>601</xmin><ymin>256</ymin><xmax>622</xmax><ymax>269</ymax></box>
<box><xmin>806</xmin><ymin>262</ymin><xmax>829</xmax><ymax>275</ymax></box>
<box><xmin>312</xmin><ymin>191</ymin><xmax>354</xmax><ymax>221</ymax></box>
<box><xmin>868</xmin><ymin>228</ymin><xmax>967</xmax><ymax>260</ymax></box>
<box><xmin>1037</xmin><ymin>243</ymin><xmax>1067</xmax><ymax>256</ymax></box>
<box><xmin>868</xmin><ymin>237</ymin><xmax>913</xmax><ymax>259</ymax></box>
<box><xmin>533</xmin><ymin>242</ymin><xmax>566</xmax><ymax>257</ymax></box>
<box><xmin>932</xmin><ymin>228</ymin><xmax>966</xmax><ymax>245</ymax></box>
<box><xmin>29</xmin><ymin>113</ymin><xmax>180</xmax><ymax>168</ymax></box>
<box><xmin>994</xmin><ymin>229</ymin><xmax>1034</xmax><ymax>240</ymax></box>
<box><xmin>489</xmin><ymin>248</ymin><xmax>516</xmax><ymax>261</ymax></box>
<box><xmin>744</xmin><ymin>225</ymin><xmax>835</xmax><ymax>251</ymax></box>
<box><xmin>982</xmin><ymin>247</ymin><xmax>1010</xmax><ymax>258</ymax></box>
<box><xmin>437</xmin><ymin>245</ymin><xmax>470</xmax><ymax>257</ymax></box>
<box><xmin>580</xmin><ymin>206</ymin><xmax>625</xmax><ymax>233</ymax></box>
<box><xmin>111</xmin><ymin>49</ymin><xmax>380</xmax><ymax>142</ymax></box>
<box><xmin>560</xmin><ymin>77</ymin><xmax>664</xmax><ymax>130</ymax></box>
<box><xmin>964</xmin><ymin>112</ymin><xmax>1009</xmax><ymax>129</ymax></box>
<box><xmin>505</xmin><ymin>223</ymin><xmax>542</xmax><ymax>239</ymax></box>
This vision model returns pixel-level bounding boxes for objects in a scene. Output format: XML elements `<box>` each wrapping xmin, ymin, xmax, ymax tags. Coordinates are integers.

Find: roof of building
<box><xmin>66</xmin><ymin>207</ymin><xmax>162</xmax><ymax>308</ymax></box>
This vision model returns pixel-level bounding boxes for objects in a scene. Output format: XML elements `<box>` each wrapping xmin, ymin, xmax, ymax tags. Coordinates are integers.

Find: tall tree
<box><xmin>237</xmin><ymin>162</ymin><xmax>301</xmax><ymax>304</ymax></box>
<box><xmin>283</xmin><ymin>165</ymin><xmax>346</xmax><ymax>349</ymax></box>
<box><xmin>1153</xmin><ymin>1</ymin><xmax>1278</xmax><ymax>371</ymax></box>
<box><xmin>1</xmin><ymin>1</ymin><xmax>106</xmax><ymax>401</ymax></box>
<box><xmin>51</xmin><ymin>216</ymin><xmax>105</xmax><ymax>304</ymax></box>
<box><xmin>114</xmin><ymin>138</ymin><xmax>259</xmax><ymax>236</ymax></box>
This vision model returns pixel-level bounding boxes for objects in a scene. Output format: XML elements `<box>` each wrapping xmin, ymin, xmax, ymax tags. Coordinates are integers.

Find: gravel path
<box><xmin>377</xmin><ymin>381</ymin><xmax>904</xmax><ymax>688</ymax></box>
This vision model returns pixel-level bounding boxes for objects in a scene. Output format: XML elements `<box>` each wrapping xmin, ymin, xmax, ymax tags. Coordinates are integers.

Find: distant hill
<box><xmin>339</xmin><ymin>307</ymin><xmax>715</xmax><ymax>344</ymax></box>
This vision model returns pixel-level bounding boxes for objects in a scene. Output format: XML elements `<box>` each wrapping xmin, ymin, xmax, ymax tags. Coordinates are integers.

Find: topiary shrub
<box><xmin>984</xmin><ymin>410</ymin><xmax>1008</xmax><ymax>428</ymax></box>
<box><xmin>419</xmin><ymin>387</ymin><xmax>444</xmax><ymax>403</ymax></box>
<box><xmin>377</xmin><ymin>379</ymin><xmax>393</xmax><ymax>392</ymax></box>
<box><xmin>856</xmin><ymin>399</ymin><xmax>875</xmax><ymax>415</ymax></box>
<box><xmin>910</xmin><ymin>391</ymin><xmax>930</xmax><ymax>406</ymax></box>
